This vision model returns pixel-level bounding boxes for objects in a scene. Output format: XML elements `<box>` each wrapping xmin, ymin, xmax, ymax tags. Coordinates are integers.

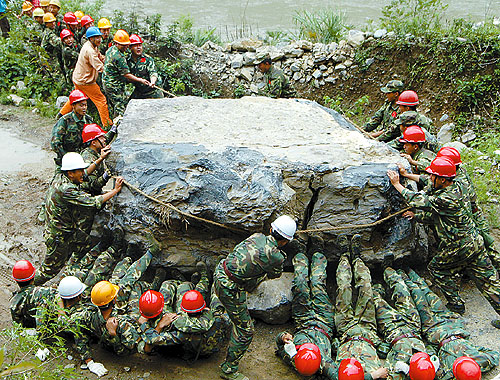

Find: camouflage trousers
<box><xmin>335</xmin><ymin>254</ymin><xmax>382</xmax><ymax>374</ymax></box>
<box><xmin>34</xmin><ymin>229</ymin><xmax>93</xmax><ymax>285</ymax></box>
<box><xmin>404</xmin><ymin>269</ymin><xmax>500</xmax><ymax>380</ymax></box>
<box><xmin>428</xmin><ymin>244</ymin><xmax>500</xmax><ymax>315</ymax></box>
<box><xmin>103</xmin><ymin>82</ymin><xmax>129</xmax><ymax>119</ymax></box>
<box><xmin>213</xmin><ymin>263</ymin><xmax>253</xmax><ymax>374</ymax></box>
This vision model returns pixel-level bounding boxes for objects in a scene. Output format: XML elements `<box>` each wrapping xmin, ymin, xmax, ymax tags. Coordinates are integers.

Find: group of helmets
<box><xmin>139</xmin><ymin>289</ymin><xmax>206</xmax><ymax>319</ymax></box>
<box><xmin>424</xmin><ymin>146</ymin><xmax>462</xmax><ymax>179</ymax></box>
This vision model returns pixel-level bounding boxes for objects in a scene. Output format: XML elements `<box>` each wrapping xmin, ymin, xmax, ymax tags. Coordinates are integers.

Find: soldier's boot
<box><xmin>219</xmin><ymin>369</ymin><xmax>249</xmax><ymax>380</ymax></box>
<box><xmin>146</xmin><ymin>232</ymin><xmax>162</xmax><ymax>258</ymax></box>
<box><xmin>110</xmin><ymin>226</ymin><xmax>126</xmax><ymax>256</ymax></box>
<box><xmin>308</xmin><ymin>235</ymin><xmax>325</xmax><ymax>256</ymax></box>
<box><xmin>350</xmin><ymin>234</ymin><xmax>362</xmax><ymax>261</ymax></box>
<box><xmin>491</xmin><ymin>320</ymin><xmax>500</xmax><ymax>329</ymax></box>
<box><xmin>98</xmin><ymin>227</ymin><xmax>114</xmax><ymax>252</ymax></box>
<box><xmin>191</xmin><ymin>261</ymin><xmax>208</xmax><ymax>285</ymax></box>
<box><xmin>446</xmin><ymin>302</ymin><xmax>465</xmax><ymax>315</ymax></box>
<box><xmin>337</xmin><ymin>235</ymin><xmax>349</xmax><ymax>259</ymax></box>
<box><xmin>382</xmin><ymin>252</ymin><xmax>395</xmax><ymax>270</ymax></box>
<box><xmin>125</xmin><ymin>241</ymin><xmax>142</xmax><ymax>261</ymax></box>
<box><xmin>168</xmin><ymin>268</ymin><xmax>186</xmax><ymax>282</ymax></box>
<box><xmin>151</xmin><ymin>268</ymin><xmax>167</xmax><ymax>291</ymax></box>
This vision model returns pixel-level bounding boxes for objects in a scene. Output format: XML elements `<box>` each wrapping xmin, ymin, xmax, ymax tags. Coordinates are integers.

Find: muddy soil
<box><xmin>0</xmin><ymin>104</ymin><xmax>499</xmax><ymax>380</ymax></box>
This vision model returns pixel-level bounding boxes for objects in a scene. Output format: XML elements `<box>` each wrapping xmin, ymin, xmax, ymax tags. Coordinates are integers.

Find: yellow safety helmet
<box><xmin>40</xmin><ymin>0</ymin><xmax>50</xmax><ymax>6</ymax></box>
<box><xmin>113</xmin><ymin>29</ymin><xmax>130</xmax><ymax>45</ymax></box>
<box><xmin>91</xmin><ymin>281</ymin><xmax>120</xmax><ymax>307</ymax></box>
<box><xmin>43</xmin><ymin>12</ymin><xmax>56</xmax><ymax>22</ymax></box>
<box><xmin>33</xmin><ymin>7</ymin><xmax>45</xmax><ymax>17</ymax></box>
<box><xmin>22</xmin><ymin>1</ymin><xmax>33</xmax><ymax>11</ymax></box>
<box><xmin>98</xmin><ymin>17</ymin><xmax>112</xmax><ymax>29</ymax></box>
<box><xmin>48</xmin><ymin>0</ymin><xmax>61</xmax><ymax>8</ymax></box>
<box><xmin>74</xmin><ymin>10</ymin><xmax>84</xmax><ymax>21</ymax></box>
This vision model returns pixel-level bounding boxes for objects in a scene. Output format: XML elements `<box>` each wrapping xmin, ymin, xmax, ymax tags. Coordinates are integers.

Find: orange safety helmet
<box><xmin>113</xmin><ymin>29</ymin><xmax>130</xmax><ymax>45</ymax></box>
<box><xmin>453</xmin><ymin>357</ymin><xmax>481</xmax><ymax>380</ymax></box>
<box><xmin>294</xmin><ymin>343</ymin><xmax>321</xmax><ymax>376</ymax></box>
<box><xmin>339</xmin><ymin>358</ymin><xmax>364</xmax><ymax>380</ymax></box>
<box><xmin>425</xmin><ymin>157</ymin><xmax>456</xmax><ymax>178</ymax></box>
<box><xmin>91</xmin><ymin>281</ymin><xmax>120</xmax><ymax>307</ymax></box>
<box><xmin>397</xmin><ymin>90</ymin><xmax>419</xmax><ymax>106</ymax></box>
<box><xmin>180</xmin><ymin>290</ymin><xmax>206</xmax><ymax>313</ymax></box>
<box><xmin>12</xmin><ymin>260</ymin><xmax>36</xmax><ymax>282</ymax></box>
<box><xmin>139</xmin><ymin>290</ymin><xmax>165</xmax><ymax>319</ymax></box>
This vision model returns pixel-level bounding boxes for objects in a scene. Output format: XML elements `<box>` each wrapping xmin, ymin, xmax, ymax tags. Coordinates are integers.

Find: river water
<box><xmin>103</xmin><ymin>0</ymin><xmax>499</xmax><ymax>37</ymax></box>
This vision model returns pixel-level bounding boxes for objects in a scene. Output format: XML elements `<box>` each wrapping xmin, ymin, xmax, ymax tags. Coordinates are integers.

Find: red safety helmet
<box><xmin>80</xmin><ymin>15</ymin><xmax>94</xmax><ymax>27</ymax></box>
<box><xmin>409</xmin><ymin>355</ymin><xmax>436</xmax><ymax>380</ymax></box>
<box><xmin>129</xmin><ymin>34</ymin><xmax>143</xmax><ymax>45</ymax></box>
<box><xmin>400</xmin><ymin>125</ymin><xmax>426</xmax><ymax>143</ymax></box>
<box><xmin>339</xmin><ymin>358</ymin><xmax>364</xmax><ymax>380</ymax></box>
<box><xmin>139</xmin><ymin>290</ymin><xmax>164</xmax><ymax>319</ymax></box>
<box><xmin>294</xmin><ymin>344</ymin><xmax>321</xmax><ymax>376</ymax></box>
<box><xmin>425</xmin><ymin>157</ymin><xmax>456</xmax><ymax>178</ymax></box>
<box><xmin>397</xmin><ymin>90</ymin><xmax>419</xmax><ymax>106</ymax></box>
<box><xmin>60</xmin><ymin>28</ymin><xmax>74</xmax><ymax>40</ymax></box>
<box><xmin>69</xmin><ymin>89</ymin><xmax>89</xmax><ymax>104</ymax></box>
<box><xmin>63</xmin><ymin>12</ymin><xmax>78</xmax><ymax>25</ymax></box>
<box><xmin>410</xmin><ymin>352</ymin><xmax>431</xmax><ymax>365</ymax></box>
<box><xmin>180</xmin><ymin>290</ymin><xmax>206</xmax><ymax>313</ymax></box>
<box><xmin>436</xmin><ymin>146</ymin><xmax>462</xmax><ymax>165</ymax></box>
<box><xmin>82</xmin><ymin>123</ymin><xmax>106</xmax><ymax>143</ymax></box>
<box><xmin>12</xmin><ymin>260</ymin><xmax>36</xmax><ymax>282</ymax></box>
<box><xmin>453</xmin><ymin>357</ymin><xmax>481</xmax><ymax>380</ymax></box>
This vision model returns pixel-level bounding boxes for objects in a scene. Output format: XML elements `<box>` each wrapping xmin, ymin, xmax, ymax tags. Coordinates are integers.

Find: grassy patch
<box><xmin>293</xmin><ymin>8</ymin><xmax>348</xmax><ymax>43</ymax></box>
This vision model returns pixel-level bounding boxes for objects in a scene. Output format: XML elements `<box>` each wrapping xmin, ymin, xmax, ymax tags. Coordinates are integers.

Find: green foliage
<box><xmin>264</xmin><ymin>30</ymin><xmax>292</xmax><ymax>45</ymax></box>
<box><xmin>293</xmin><ymin>8</ymin><xmax>348</xmax><ymax>43</ymax></box>
<box><xmin>457</xmin><ymin>72</ymin><xmax>496</xmax><ymax>112</ymax></box>
<box><xmin>324</xmin><ymin>95</ymin><xmax>371</xmax><ymax>124</ymax></box>
<box><xmin>233</xmin><ymin>84</ymin><xmax>246</xmax><ymax>98</ymax></box>
<box><xmin>169</xmin><ymin>15</ymin><xmax>220</xmax><ymax>47</ymax></box>
<box><xmin>380</xmin><ymin>0</ymin><xmax>448</xmax><ymax>37</ymax></box>
<box><xmin>154</xmin><ymin>58</ymin><xmax>194</xmax><ymax>95</ymax></box>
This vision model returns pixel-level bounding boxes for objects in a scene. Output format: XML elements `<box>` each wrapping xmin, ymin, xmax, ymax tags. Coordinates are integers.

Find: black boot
<box><xmin>382</xmin><ymin>252</ymin><xmax>395</xmax><ymax>270</ymax></box>
<box><xmin>337</xmin><ymin>235</ymin><xmax>349</xmax><ymax>257</ymax></box>
<box><xmin>446</xmin><ymin>302</ymin><xmax>465</xmax><ymax>315</ymax></box>
<box><xmin>125</xmin><ymin>241</ymin><xmax>142</xmax><ymax>261</ymax></box>
<box><xmin>110</xmin><ymin>226</ymin><xmax>126</xmax><ymax>255</ymax></box>
<box><xmin>151</xmin><ymin>268</ymin><xmax>167</xmax><ymax>291</ymax></box>
<box><xmin>308</xmin><ymin>235</ymin><xmax>325</xmax><ymax>256</ymax></box>
<box><xmin>350</xmin><ymin>234</ymin><xmax>362</xmax><ymax>260</ymax></box>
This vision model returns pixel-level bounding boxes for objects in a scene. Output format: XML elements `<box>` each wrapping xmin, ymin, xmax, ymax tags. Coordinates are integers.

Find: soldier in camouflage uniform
<box><xmin>35</xmin><ymin>152</ymin><xmax>123</xmax><ymax>285</ymax></box>
<box><xmin>41</xmin><ymin>12</ymin><xmax>63</xmax><ymax>73</ymax></box>
<box><xmin>61</xmin><ymin>29</ymin><xmax>80</xmax><ymax>86</ymax></box>
<box><xmin>275</xmin><ymin>251</ymin><xmax>337</xmax><ymax>378</ymax></box>
<box><xmin>363</xmin><ymin>80</ymin><xmax>403</xmax><ymax>139</ymax></box>
<box><xmin>254</xmin><ymin>52</ymin><xmax>296</xmax><ymax>98</ymax></box>
<box><xmin>398</xmin><ymin>126</ymin><xmax>435</xmax><ymax>177</ymax></box>
<box><xmin>10</xmin><ymin>260</ymin><xmax>57</xmax><ymax>328</ymax></box>
<box><xmin>103</xmin><ymin>30</ymin><xmax>153</xmax><ymax>118</ymax></box>
<box><xmin>127</xmin><ymin>34</ymin><xmax>164</xmax><ymax>99</ymax></box>
<box><xmin>386</xmin><ymin>111</ymin><xmax>440</xmax><ymax>153</ymax></box>
<box><xmin>334</xmin><ymin>235</ymin><xmax>389</xmax><ymax>379</ymax></box>
<box><xmin>213</xmin><ymin>215</ymin><xmax>296</xmax><ymax>380</ymax></box>
<box><xmin>372</xmin><ymin>265</ymin><xmax>428</xmax><ymax>380</ymax></box>
<box><xmin>97</xmin><ymin>18</ymin><xmax>113</xmax><ymax>56</ymax></box>
<box><xmin>48</xmin><ymin>0</ymin><xmax>63</xmax><ymax>35</ymax></box>
<box><xmin>387</xmin><ymin>161</ymin><xmax>500</xmax><ymax>323</ymax></box>
<box><xmin>403</xmin><ymin>269</ymin><xmax>500</xmax><ymax>379</ymax></box>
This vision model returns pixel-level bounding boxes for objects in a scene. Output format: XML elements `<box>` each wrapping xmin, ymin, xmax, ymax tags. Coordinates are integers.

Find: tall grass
<box><xmin>293</xmin><ymin>8</ymin><xmax>348</xmax><ymax>43</ymax></box>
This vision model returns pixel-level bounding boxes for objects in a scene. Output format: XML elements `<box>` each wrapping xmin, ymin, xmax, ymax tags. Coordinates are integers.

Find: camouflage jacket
<box><xmin>381</xmin><ymin>111</ymin><xmax>438</xmax><ymax>151</ymax></box>
<box><xmin>363</xmin><ymin>101</ymin><xmax>399</xmax><ymax>133</ymax></box>
<box><xmin>44</xmin><ymin>172</ymin><xmax>104</xmax><ymax>236</ymax></box>
<box><xmin>62</xmin><ymin>42</ymin><xmax>80</xmax><ymax>82</ymax></box>
<box><xmin>220</xmin><ymin>233</ymin><xmax>285</xmax><ymax>292</ymax></box>
<box><xmin>99</xmin><ymin>36</ymin><xmax>113</xmax><ymax>56</ymax></box>
<box><xmin>54</xmin><ymin>14</ymin><xmax>64</xmax><ymax>35</ymax></box>
<box><xmin>401</xmin><ymin>183</ymin><xmax>482</xmax><ymax>260</ymax></box>
<box><xmin>80</xmin><ymin>148</ymin><xmax>109</xmax><ymax>196</ymax></box>
<box><xmin>127</xmin><ymin>54</ymin><xmax>159</xmax><ymax>93</ymax></box>
<box><xmin>103</xmin><ymin>45</ymin><xmax>130</xmax><ymax>88</ymax></box>
<box><xmin>41</xmin><ymin>27</ymin><xmax>61</xmax><ymax>58</ymax></box>
<box><xmin>138</xmin><ymin>309</ymin><xmax>227</xmax><ymax>357</ymax></box>
<box><xmin>10</xmin><ymin>285</ymin><xmax>57</xmax><ymax>328</ymax></box>
<box><xmin>261</xmin><ymin>66</ymin><xmax>296</xmax><ymax>98</ymax></box>
<box><xmin>51</xmin><ymin>111</ymin><xmax>94</xmax><ymax>164</ymax></box>
<box><xmin>411</xmin><ymin>147</ymin><xmax>435</xmax><ymax>174</ymax></box>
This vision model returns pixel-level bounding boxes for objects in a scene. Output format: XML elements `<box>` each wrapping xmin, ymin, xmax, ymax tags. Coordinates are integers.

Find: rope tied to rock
<box><xmin>115</xmin><ymin>175</ymin><xmax>411</xmax><ymax>235</ymax></box>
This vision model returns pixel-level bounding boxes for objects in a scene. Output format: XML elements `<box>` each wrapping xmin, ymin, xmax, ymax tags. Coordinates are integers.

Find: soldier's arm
<box><xmin>147</xmin><ymin>57</ymin><xmax>159</xmax><ymax>85</ymax></box>
<box><xmin>81</xmin><ymin>170</ymin><xmax>109</xmax><ymax>195</ymax></box>
<box><xmin>62</xmin><ymin>185</ymin><xmax>104</xmax><ymax>209</ymax></box>
<box><xmin>377</xmin><ymin>123</ymin><xmax>400</xmax><ymax>142</ymax></box>
<box><xmin>363</xmin><ymin>105</ymin><xmax>385</xmax><ymax>132</ymax></box>
<box><xmin>50</xmin><ymin>118</ymin><xmax>67</xmax><ymax>159</ymax></box>
<box><xmin>139</xmin><ymin>322</ymin><xmax>182</xmax><ymax>348</ymax></box>
<box><xmin>414</xmin><ymin>156</ymin><xmax>432</xmax><ymax>173</ymax></box>
<box><xmin>262</xmin><ymin>244</ymin><xmax>284</xmax><ymax>279</ymax></box>
<box><xmin>476</xmin><ymin>346</ymin><xmax>500</xmax><ymax>371</ymax></box>
<box><xmin>274</xmin><ymin>332</ymin><xmax>295</xmax><ymax>367</ymax></box>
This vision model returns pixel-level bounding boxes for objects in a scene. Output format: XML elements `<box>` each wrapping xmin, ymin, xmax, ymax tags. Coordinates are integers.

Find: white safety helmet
<box><xmin>58</xmin><ymin>276</ymin><xmax>87</xmax><ymax>299</ymax></box>
<box><xmin>60</xmin><ymin>152</ymin><xmax>89</xmax><ymax>171</ymax></box>
<box><xmin>271</xmin><ymin>215</ymin><xmax>297</xmax><ymax>241</ymax></box>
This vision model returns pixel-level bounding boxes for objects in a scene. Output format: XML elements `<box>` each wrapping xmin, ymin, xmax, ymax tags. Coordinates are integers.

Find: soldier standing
<box><xmin>47</xmin><ymin>0</ymin><xmax>63</xmax><ymax>34</ymax></box>
<box><xmin>63</xmin><ymin>12</ymin><xmax>82</xmax><ymax>45</ymax></box>
<box><xmin>35</xmin><ymin>152</ymin><xmax>123</xmax><ymax>285</ymax></box>
<box><xmin>363</xmin><ymin>80</ymin><xmax>403</xmax><ymax>138</ymax></box>
<box><xmin>387</xmin><ymin>158</ymin><xmax>500</xmax><ymax>323</ymax></box>
<box><xmin>103</xmin><ymin>30</ymin><xmax>153</xmax><ymax>118</ymax></box>
<box><xmin>254</xmin><ymin>52</ymin><xmax>296</xmax><ymax>98</ymax></box>
<box><xmin>79</xmin><ymin>15</ymin><xmax>94</xmax><ymax>45</ymax></box>
<box><xmin>41</xmin><ymin>12</ymin><xmax>63</xmax><ymax>72</ymax></box>
<box><xmin>213</xmin><ymin>215</ymin><xmax>296</xmax><ymax>380</ymax></box>
<box><xmin>127</xmin><ymin>34</ymin><xmax>164</xmax><ymax>99</ymax></box>
<box><xmin>60</xmin><ymin>29</ymin><xmax>79</xmax><ymax>86</ymax></box>
<box><xmin>97</xmin><ymin>18</ymin><xmax>113</xmax><ymax>56</ymax></box>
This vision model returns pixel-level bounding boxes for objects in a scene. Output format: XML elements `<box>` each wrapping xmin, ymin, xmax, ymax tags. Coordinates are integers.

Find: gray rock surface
<box><xmin>437</xmin><ymin>123</ymin><xmax>454</xmax><ymax>144</ymax></box>
<box><xmin>8</xmin><ymin>94</ymin><xmax>23</xmax><ymax>106</ymax></box>
<box><xmin>109</xmin><ymin>97</ymin><xmax>425</xmax><ymax>271</ymax></box>
<box><xmin>247</xmin><ymin>273</ymin><xmax>293</xmax><ymax>324</ymax></box>
<box><xmin>56</xmin><ymin>96</ymin><xmax>69</xmax><ymax>109</ymax></box>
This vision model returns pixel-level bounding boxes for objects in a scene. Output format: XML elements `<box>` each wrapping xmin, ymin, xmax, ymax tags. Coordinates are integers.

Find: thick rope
<box><xmin>115</xmin><ymin>174</ymin><xmax>411</xmax><ymax>234</ymax></box>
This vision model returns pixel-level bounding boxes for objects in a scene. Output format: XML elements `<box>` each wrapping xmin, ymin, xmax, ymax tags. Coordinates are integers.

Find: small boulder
<box><xmin>347</xmin><ymin>30</ymin><xmax>365</xmax><ymax>47</ymax></box>
<box><xmin>56</xmin><ymin>96</ymin><xmax>69</xmax><ymax>109</ymax></box>
<box><xmin>374</xmin><ymin>29</ymin><xmax>387</xmax><ymax>39</ymax></box>
<box><xmin>231</xmin><ymin>38</ymin><xmax>263</xmax><ymax>52</ymax></box>
<box><xmin>16</xmin><ymin>81</ymin><xmax>27</xmax><ymax>92</ymax></box>
<box><xmin>247</xmin><ymin>273</ymin><xmax>293</xmax><ymax>324</ymax></box>
<box><xmin>290</xmin><ymin>62</ymin><xmax>301</xmax><ymax>72</ymax></box>
<box><xmin>8</xmin><ymin>94</ymin><xmax>23</xmax><ymax>106</ymax></box>
<box><xmin>461</xmin><ymin>130</ymin><xmax>477</xmax><ymax>143</ymax></box>
<box><xmin>312</xmin><ymin>69</ymin><xmax>323</xmax><ymax>79</ymax></box>
<box><xmin>365</xmin><ymin>58</ymin><xmax>375</xmax><ymax>67</ymax></box>
<box><xmin>231</xmin><ymin>54</ymin><xmax>244</xmax><ymax>69</ymax></box>
<box><xmin>437</xmin><ymin>123</ymin><xmax>454</xmax><ymax>144</ymax></box>
<box><xmin>238</xmin><ymin>67</ymin><xmax>253</xmax><ymax>82</ymax></box>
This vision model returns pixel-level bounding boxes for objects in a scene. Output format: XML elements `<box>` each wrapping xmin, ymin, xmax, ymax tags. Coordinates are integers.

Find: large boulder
<box><xmin>109</xmin><ymin>96</ymin><xmax>426</xmax><ymax>272</ymax></box>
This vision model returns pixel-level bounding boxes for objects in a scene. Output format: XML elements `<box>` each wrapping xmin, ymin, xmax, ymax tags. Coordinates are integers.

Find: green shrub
<box><xmin>293</xmin><ymin>8</ymin><xmax>348</xmax><ymax>43</ymax></box>
<box><xmin>169</xmin><ymin>15</ymin><xmax>220</xmax><ymax>47</ymax></box>
<box><xmin>324</xmin><ymin>95</ymin><xmax>371</xmax><ymax>125</ymax></box>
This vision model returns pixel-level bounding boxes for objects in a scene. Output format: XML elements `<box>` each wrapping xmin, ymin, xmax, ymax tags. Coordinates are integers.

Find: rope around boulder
<box><xmin>118</xmin><ymin>176</ymin><xmax>411</xmax><ymax>235</ymax></box>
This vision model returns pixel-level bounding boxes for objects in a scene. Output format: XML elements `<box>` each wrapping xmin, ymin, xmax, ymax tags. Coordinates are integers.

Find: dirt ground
<box><xmin>0</xmin><ymin>103</ymin><xmax>499</xmax><ymax>380</ymax></box>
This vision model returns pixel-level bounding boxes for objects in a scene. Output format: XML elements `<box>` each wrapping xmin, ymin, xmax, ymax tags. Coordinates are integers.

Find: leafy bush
<box><xmin>293</xmin><ymin>8</ymin><xmax>348</xmax><ymax>43</ymax></box>
<box><xmin>169</xmin><ymin>15</ymin><xmax>220</xmax><ymax>47</ymax></box>
<box><xmin>324</xmin><ymin>95</ymin><xmax>371</xmax><ymax>125</ymax></box>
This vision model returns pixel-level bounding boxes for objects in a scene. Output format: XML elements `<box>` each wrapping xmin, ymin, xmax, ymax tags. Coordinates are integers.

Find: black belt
<box><xmin>307</xmin><ymin>326</ymin><xmax>332</xmax><ymax>342</ymax></box>
<box><xmin>391</xmin><ymin>332</ymin><xmax>417</xmax><ymax>347</ymax></box>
